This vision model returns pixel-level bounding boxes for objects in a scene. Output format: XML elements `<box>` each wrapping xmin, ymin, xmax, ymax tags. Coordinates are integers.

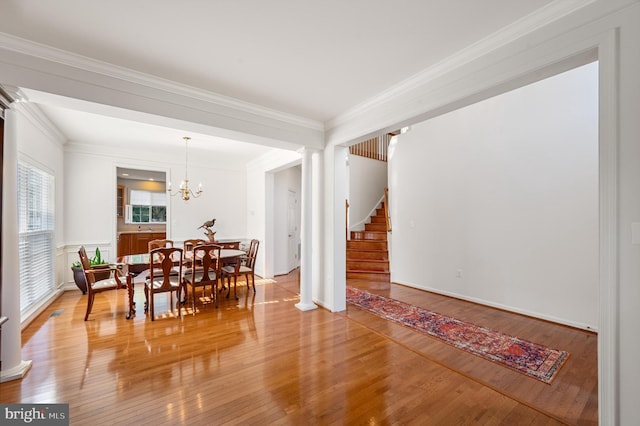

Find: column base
<box><xmin>295</xmin><ymin>302</ymin><xmax>318</xmax><ymax>312</ymax></box>
<box><xmin>0</xmin><ymin>359</ymin><xmax>33</xmax><ymax>383</ymax></box>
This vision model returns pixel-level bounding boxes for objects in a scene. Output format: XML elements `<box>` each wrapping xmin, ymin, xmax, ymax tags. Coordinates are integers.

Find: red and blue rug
<box><xmin>346</xmin><ymin>286</ymin><xmax>569</xmax><ymax>384</ymax></box>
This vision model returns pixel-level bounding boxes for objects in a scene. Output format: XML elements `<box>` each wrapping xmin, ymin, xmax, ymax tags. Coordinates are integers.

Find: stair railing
<box><xmin>349</xmin><ymin>133</ymin><xmax>394</xmax><ymax>162</ymax></box>
<box><xmin>384</xmin><ymin>187</ymin><xmax>391</xmax><ymax>232</ymax></box>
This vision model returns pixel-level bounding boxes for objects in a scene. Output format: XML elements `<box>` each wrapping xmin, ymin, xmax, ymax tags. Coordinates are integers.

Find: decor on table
<box><xmin>71</xmin><ymin>247</ymin><xmax>109</xmax><ymax>294</ymax></box>
<box><xmin>346</xmin><ymin>286</ymin><xmax>570</xmax><ymax>384</ymax></box>
<box><xmin>198</xmin><ymin>218</ymin><xmax>217</xmax><ymax>242</ymax></box>
<box><xmin>167</xmin><ymin>136</ymin><xmax>203</xmax><ymax>201</ymax></box>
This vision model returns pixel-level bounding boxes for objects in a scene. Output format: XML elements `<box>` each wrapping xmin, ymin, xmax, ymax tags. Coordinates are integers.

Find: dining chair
<box><xmin>222</xmin><ymin>239</ymin><xmax>260</xmax><ymax>298</ymax></box>
<box><xmin>144</xmin><ymin>247</ymin><xmax>183</xmax><ymax>320</ymax></box>
<box><xmin>183</xmin><ymin>238</ymin><xmax>207</xmax><ymax>274</ymax></box>
<box><xmin>148</xmin><ymin>238</ymin><xmax>174</xmax><ymax>251</ymax></box>
<box><xmin>183</xmin><ymin>238</ymin><xmax>206</xmax><ymax>253</ymax></box>
<box><xmin>78</xmin><ymin>246</ymin><xmax>123</xmax><ymax>321</ymax></box>
<box><xmin>183</xmin><ymin>243</ymin><xmax>222</xmax><ymax>313</ymax></box>
<box><xmin>149</xmin><ymin>238</ymin><xmax>178</xmax><ymax>277</ymax></box>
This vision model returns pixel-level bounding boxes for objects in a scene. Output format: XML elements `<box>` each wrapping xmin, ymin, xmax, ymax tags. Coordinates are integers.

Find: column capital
<box><xmin>296</xmin><ymin>146</ymin><xmax>320</xmax><ymax>156</ymax></box>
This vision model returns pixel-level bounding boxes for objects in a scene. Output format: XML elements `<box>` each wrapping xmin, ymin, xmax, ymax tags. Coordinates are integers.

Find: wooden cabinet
<box><xmin>116</xmin><ymin>185</ymin><xmax>125</xmax><ymax>218</ymax></box>
<box><xmin>117</xmin><ymin>232</ymin><xmax>166</xmax><ymax>256</ymax></box>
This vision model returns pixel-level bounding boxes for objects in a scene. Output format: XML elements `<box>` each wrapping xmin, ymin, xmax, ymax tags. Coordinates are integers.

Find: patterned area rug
<box><xmin>346</xmin><ymin>287</ymin><xmax>569</xmax><ymax>384</ymax></box>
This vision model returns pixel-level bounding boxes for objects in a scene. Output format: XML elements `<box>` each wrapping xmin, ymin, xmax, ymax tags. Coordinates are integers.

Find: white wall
<box><xmin>348</xmin><ymin>154</ymin><xmax>387</xmax><ymax>231</ymax></box>
<box><xmin>390</xmin><ymin>62</ymin><xmax>599</xmax><ymax>329</ymax></box>
<box><xmin>63</xmin><ymin>141</ymin><xmax>248</xmax><ymax>280</ymax></box>
<box><xmin>14</xmin><ymin>104</ymin><xmax>66</xmax><ymax>316</ymax></box>
<box><xmin>168</xmin><ymin>155</ymin><xmax>247</xmax><ymax>243</ymax></box>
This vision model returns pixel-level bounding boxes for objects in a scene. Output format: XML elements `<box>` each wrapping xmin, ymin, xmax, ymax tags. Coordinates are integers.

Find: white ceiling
<box><xmin>0</xmin><ymin>0</ymin><xmax>555</xmax><ymax>156</ymax></box>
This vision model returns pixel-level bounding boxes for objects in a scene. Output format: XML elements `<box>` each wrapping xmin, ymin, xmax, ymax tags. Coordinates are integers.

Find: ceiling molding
<box><xmin>0</xmin><ymin>86</ymin><xmax>13</xmax><ymax>110</ymax></box>
<box><xmin>326</xmin><ymin>0</ymin><xmax>597</xmax><ymax>131</ymax></box>
<box><xmin>0</xmin><ymin>31</ymin><xmax>324</xmax><ymax>133</ymax></box>
<box><xmin>12</xmin><ymin>96</ymin><xmax>66</xmax><ymax>146</ymax></box>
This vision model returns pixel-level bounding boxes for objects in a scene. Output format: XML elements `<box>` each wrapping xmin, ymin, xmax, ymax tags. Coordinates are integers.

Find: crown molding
<box><xmin>0</xmin><ymin>32</ymin><xmax>324</xmax><ymax>133</ymax></box>
<box><xmin>326</xmin><ymin>0</ymin><xmax>597</xmax><ymax>130</ymax></box>
<box><xmin>0</xmin><ymin>85</ymin><xmax>14</xmax><ymax>110</ymax></box>
<box><xmin>12</xmin><ymin>93</ymin><xmax>66</xmax><ymax>146</ymax></box>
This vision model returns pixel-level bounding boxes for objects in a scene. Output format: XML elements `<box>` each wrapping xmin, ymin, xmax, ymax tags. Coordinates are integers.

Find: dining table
<box><xmin>117</xmin><ymin>248</ymin><xmax>246</xmax><ymax>319</ymax></box>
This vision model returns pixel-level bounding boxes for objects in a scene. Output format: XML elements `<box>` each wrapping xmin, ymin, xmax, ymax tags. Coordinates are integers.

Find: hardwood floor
<box><xmin>1</xmin><ymin>271</ymin><xmax>596</xmax><ymax>425</ymax></box>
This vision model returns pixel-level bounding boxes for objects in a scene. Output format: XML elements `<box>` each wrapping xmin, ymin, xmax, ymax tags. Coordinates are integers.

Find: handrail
<box><xmin>384</xmin><ymin>187</ymin><xmax>391</xmax><ymax>232</ymax></box>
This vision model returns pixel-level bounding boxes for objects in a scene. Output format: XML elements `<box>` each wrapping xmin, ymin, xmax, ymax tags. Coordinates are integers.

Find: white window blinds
<box><xmin>18</xmin><ymin>161</ymin><xmax>55</xmax><ymax>315</ymax></box>
<box><xmin>130</xmin><ymin>189</ymin><xmax>167</xmax><ymax>206</ymax></box>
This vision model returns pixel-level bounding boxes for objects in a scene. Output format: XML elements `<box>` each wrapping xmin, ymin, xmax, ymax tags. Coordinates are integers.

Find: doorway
<box><xmin>115</xmin><ymin>167</ymin><xmax>168</xmax><ymax>256</ymax></box>
<box><xmin>287</xmin><ymin>190</ymin><xmax>299</xmax><ymax>272</ymax></box>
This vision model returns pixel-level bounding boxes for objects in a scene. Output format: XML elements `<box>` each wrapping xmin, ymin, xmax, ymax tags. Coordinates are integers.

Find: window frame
<box><xmin>17</xmin><ymin>159</ymin><xmax>56</xmax><ymax>318</ymax></box>
<box><xmin>126</xmin><ymin>189</ymin><xmax>167</xmax><ymax>224</ymax></box>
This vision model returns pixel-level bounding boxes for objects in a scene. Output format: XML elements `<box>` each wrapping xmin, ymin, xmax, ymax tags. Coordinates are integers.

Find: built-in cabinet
<box><xmin>118</xmin><ymin>232</ymin><xmax>166</xmax><ymax>256</ymax></box>
<box><xmin>116</xmin><ymin>185</ymin><xmax>125</xmax><ymax>218</ymax></box>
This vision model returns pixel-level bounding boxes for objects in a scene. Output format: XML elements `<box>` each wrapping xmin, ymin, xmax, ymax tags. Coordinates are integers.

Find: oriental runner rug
<box><xmin>346</xmin><ymin>286</ymin><xmax>569</xmax><ymax>384</ymax></box>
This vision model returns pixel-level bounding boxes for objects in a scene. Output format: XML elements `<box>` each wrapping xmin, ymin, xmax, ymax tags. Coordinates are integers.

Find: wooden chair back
<box><xmin>149</xmin><ymin>247</ymin><xmax>183</xmax><ymax>291</ymax></box>
<box><xmin>245</xmin><ymin>239</ymin><xmax>260</xmax><ymax>270</ymax></box>
<box><xmin>184</xmin><ymin>238</ymin><xmax>207</xmax><ymax>253</ymax></box>
<box><xmin>78</xmin><ymin>245</ymin><xmax>96</xmax><ymax>285</ymax></box>
<box><xmin>148</xmin><ymin>239</ymin><xmax>174</xmax><ymax>251</ymax></box>
<box><xmin>192</xmin><ymin>244</ymin><xmax>223</xmax><ymax>282</ymax></box>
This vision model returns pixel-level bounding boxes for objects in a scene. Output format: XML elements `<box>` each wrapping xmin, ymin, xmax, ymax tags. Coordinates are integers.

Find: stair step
<box><xmin>346</xmin><ymin>249</ymin><xmax>388</xmax><ymax>261</ymax></box>
<box><xmin>347</xmin><ymin>271</ymin><xmax>390</xmax><ymax>282</ymax></box>
<box><xmin>350</xmin><ymin>230</ymin><xmax>387</xmax><ymax>240</ymax></box>
<box><xmin>365</xmin><ymin>223</ymin><xmax>387</xmax><ymax>232</ymax></box>
<box><xmin>347</xmin><ymin>240</ymin><xmax>388</xmax><ymax>250</ymax></box>
<box><xmin>346</xmin><ymin>259</ymin><xmax>389</xmax><ymax>272</ymax></box>
<box><xmin>346</xmin><ymin>196</ymin><xmax>390</xmax><ymax>283</ymax></box>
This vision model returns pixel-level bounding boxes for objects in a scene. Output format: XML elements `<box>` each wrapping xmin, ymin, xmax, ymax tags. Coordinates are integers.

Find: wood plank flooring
<box><xmin>1</xmin><ymin>271</ymin><xmax>597</xmax><ymax>425</ymax></box>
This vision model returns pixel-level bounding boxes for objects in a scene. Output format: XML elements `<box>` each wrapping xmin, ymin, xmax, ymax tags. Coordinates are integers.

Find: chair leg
<box><xmin>144</xmin><ymin>285</ymin><xmax>149</xmax><ymax>312</ymax></box>
<box><xmin>150</xmin><ymin>292</ymin><xmax>155</xmax><ymax>321</ymax></box>
<box><xmin>233</xmin><ymin>275</ymin><xmax>238</xmax><ymax>300</ymax></box>
<box><xmin>84</xmin><ymin>292</ymin><xmax>95</xmax><ymax>321</ymax></box>
<box><xmin>192</xmin><ymin>285</ymin><xmax>197</xmax><ymax>314</ymax></box>
<box><xmin>177</xmin><ymin>287</ymin><xmax>182</xmax><ymax>317</ymax></box>
<box><xmin>251</xmin><ymin>273</ymin><xmax>256</xmax><ymax>292</ymax></box>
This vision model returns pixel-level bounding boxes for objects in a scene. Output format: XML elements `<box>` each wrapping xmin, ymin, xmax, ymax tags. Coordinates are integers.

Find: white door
<box><xmin>288</xmin><ymin>190</ymin><xmax>299</xmax><ymax>271</ymax></box>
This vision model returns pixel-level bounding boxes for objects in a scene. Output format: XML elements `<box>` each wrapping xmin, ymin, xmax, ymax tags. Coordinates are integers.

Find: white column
<box><xmin>295</xmin><ymin>148</ymin><xmax>317</xmax><ymax>311</ymax></box>
<box><xmin>1</xmin><ymin>108</ymin><xmax>32</xmax><ymax>382</ymax></box>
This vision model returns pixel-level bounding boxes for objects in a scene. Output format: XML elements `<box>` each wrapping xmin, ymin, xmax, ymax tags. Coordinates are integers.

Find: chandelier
<box><xmin>167</xmin><ymin>136</ymin><xmax>203</xmax><ymax>201</ymax></box>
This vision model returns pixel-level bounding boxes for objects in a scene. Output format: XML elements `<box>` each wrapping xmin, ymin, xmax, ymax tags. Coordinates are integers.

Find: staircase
<box><xmin>346</xmin><ymin>202</ymin><xmax>390</xmax><ymax>282</ymax></box>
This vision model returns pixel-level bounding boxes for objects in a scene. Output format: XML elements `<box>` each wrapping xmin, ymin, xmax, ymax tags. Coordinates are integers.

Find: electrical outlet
<box><xmin>456</xmin><ymin>269</ymin><xmax>463</xmax><ymax>278</ymax></box>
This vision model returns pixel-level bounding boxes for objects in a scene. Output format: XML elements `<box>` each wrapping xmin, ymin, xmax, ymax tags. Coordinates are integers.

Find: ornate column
<box><xmin>1</xmin><ymin>107</ymin><xmax>32</xmax><ymax>382</ymax></box>
<box><xmin>295</xmin><ymin>148</ymin><xmax>318</xmax><ymax>311</ymax></box>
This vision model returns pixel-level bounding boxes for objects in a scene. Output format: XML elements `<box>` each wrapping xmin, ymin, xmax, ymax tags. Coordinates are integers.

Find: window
<box><xmin>127</xmin><ymin>190</ymin><xmax>166</xmax><ymax>223</ymax></box>
<box><xmin>18</xmin><ymin>161</ymin><xmax>55</xmax><ymax>315</ymax></box>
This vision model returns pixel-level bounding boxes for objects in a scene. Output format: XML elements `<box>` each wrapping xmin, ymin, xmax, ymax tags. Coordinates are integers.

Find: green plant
<box><xmin>71</xmin><ymin>247</ymin><xmax>107</xmax><ymax>268</ymax></box>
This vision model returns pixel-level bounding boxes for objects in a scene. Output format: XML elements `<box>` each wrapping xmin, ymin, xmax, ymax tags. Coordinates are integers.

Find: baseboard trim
<box><xmin>0</xmin><ymin>360</ymin><xmax>33</xmax><ymax>383</ymax></box>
